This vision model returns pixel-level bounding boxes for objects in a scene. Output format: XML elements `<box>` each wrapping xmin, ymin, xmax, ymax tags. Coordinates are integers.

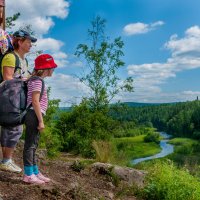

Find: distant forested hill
<box><xmin>110</xmin><ymin>100</ymin><xmax>200</xmax><ymax>139</ymax></box>
<box><xmin>122</xmin><ymin>102</ymin><xmax>177</xmax><ymax>107</ymax></box>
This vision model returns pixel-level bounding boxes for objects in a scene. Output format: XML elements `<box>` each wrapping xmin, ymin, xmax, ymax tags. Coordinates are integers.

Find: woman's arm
<box><xmin>3</xmin><ymin>66</ymin><xmax>15</xmax><ymax>80</ymax></box>
<box><xmin>32</xmin><ymin>91</ymin><xmax>45</xmax><ymax>132</ymax></box>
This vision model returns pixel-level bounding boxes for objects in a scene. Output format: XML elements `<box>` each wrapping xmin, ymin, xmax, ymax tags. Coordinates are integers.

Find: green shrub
<box><xmin>92</xmin><ymin>140</ymin><xmax>112</xmax><ymax>163</ymax></box>
<box><xmin>175</xmin><ymin>145</ymin><xmax>193</xmax><ymax>154</ymax></box>
<box><xmin>193</xmin><ymin>131</ymin><xmax>200</xmax><ymax>139</ymax></box>
<box><xmin>192</xmin><ymin>143</ymin><xmax>200</xmax><ymax>153</ymax></box>
<box><xmin>140</xmin><ymin>161</ymin><xmax>200</xmax><ymax>200</ymax></box>
<box><xmin>144</xmin><ymin>132</ymin><xmax>160</xmax><ymax>144</ymax></box>
<box><xmin>39</xmin><ymin>126</ymin><xmax>62</xmax><ymax>158</ymax></box>
<box><xmin>71</xmin><ymin>160</ymin><xmax>85</xmax><ymax>172</ymax></box>
<box><xmin>54</xmin><ymin>102</ymin><xmax>118</xmax><ymax>158</ymax></box>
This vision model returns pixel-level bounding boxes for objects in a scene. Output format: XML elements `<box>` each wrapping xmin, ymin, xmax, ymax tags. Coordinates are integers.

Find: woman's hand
<box><xmin>38</xmin><ymin>121</ymin><xmax>45</xmax><ymax>132</ymax></box>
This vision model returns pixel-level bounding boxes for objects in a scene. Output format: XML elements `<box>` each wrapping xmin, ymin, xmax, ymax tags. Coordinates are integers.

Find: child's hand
<box><xmin>38</xmin><ymin>122</ymin><xmax>45</xmax><ymax>132</ymax></box>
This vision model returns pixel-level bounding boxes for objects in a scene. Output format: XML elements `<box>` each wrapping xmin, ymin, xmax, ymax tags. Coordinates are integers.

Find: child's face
<box><xmin>43</xmin><ymin>68</ymin><xmax>54</xmax><ymax>77</ymax></box>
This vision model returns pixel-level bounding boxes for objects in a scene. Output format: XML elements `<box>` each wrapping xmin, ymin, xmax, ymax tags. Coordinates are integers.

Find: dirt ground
<box><xmin>0</xmin><ymin>142</ymin><xmax>138</xmax><ymax>200</ymax></box>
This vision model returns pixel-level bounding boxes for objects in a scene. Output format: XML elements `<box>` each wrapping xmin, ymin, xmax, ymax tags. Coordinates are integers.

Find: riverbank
<box><xmin>110</xmin><ymin>135</ymin><xmax>161</xmax><ymax>166</ymax></box>
<box><xmin>132</xmin><ymin>132</ymin><xmax>174</xmax><ymax>164</ymax></box>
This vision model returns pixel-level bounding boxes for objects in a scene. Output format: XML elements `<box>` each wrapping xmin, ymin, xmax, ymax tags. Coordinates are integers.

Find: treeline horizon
<box><xmin>109</xmin><ymin>99</ymin><xmax>200</xmax><ymax>140</ymax></box>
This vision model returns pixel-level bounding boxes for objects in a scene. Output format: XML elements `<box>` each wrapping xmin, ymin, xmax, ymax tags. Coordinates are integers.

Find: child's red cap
<box><xmin>34</xmin><ymin>54</ymin><xmax>57</xmax><ymax>70</ymax></box>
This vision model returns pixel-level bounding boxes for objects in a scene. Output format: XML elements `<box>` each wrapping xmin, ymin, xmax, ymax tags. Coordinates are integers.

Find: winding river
<box><xmin>132</xmin><ymin>132</ymin><xmax>174</xmax><ymax>165</ymax></box>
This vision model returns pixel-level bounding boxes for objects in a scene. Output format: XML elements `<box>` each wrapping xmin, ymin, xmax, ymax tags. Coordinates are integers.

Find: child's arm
<box><xmin>32</xmin><ymin>91</ymin><xmax>45</xmax><ymax>132</ymax></box>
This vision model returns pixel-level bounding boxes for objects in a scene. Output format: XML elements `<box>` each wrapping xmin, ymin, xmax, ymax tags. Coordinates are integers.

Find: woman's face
<box><xmin>18</xmin><ymin>38</ymin><xmax>32</xmax><ymax>53</ymax></box>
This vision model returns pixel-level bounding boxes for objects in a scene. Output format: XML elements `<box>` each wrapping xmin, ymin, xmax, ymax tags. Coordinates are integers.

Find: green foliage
<box><xmin>107</xmin><ymin>167</ymin><xmax>120</xmax><ymax>186</ymax></box>
<box><xmin>92</xmin><ymin>140</ymin><xmax>112</xmax><ymax>163</ymax></box>
<box><xmin>193</xmin><ymin>131</ymin><xmax>200</xmax><ymax>139</ymax></box>
<box><xmin>116</xmin><ymin>184</ymin><xmax>140</xmax><ymax>199</ymax></box>
<box><xmin>110</xmin><ymin>100</ymin><xmax>200</xmax><ymax>140</ymax></box>
<box><xmin>140</xmin><ymin>161</ymin><xmax>200</xmax><ymax>200</ymax></box>
<box><xmin>39</xmin><ymin>126</ymin><xmax>62</xmax><ymax>158</ymax></box>
<box><xmin>167</xmin><ymin>138</ymin><xmax>200</xmax><ymax>168</ymax></box>
<box><xmin>169</xmin><ymin>137</ymin><xmax>198</xmax><ymax>155</ymax></box>
<box><xmin>39</xmin><ymin>87</ymin><xmax>61</xmax><ymax>157</ymax></box>
<box><xmin>6</xmin><ymin>13</ymin><xmax>20</xmax><ymax>28</ymax></box>
<box><xmin>169</xmin><ymin>137</ymin><xmax>195</xmax><ymax>145</ymax></box>
<box><xmin>71</xmin><ymin>160</ymin><xmax>86</xmax><ymax>172</ymax></box>
<box><xmin>192</xmin><ymin>142</ymin><xmax>200</xmax><ymax>153</ymax></box>
<box><xmin>110</xmin><ymin>135</ymin><xmax>161</xmax><ymax>166</ymax></box>
<box><xmin>144</xmin><ymin>132</ymin><xmax>160</xmax><ymax>144</ymax></box>
<box><xmin>55</xmin><ymin>101</ymin><xmax>118</xmax><ymax>158</ymax></box>
<box><xmin>112</xmin><ymin>121</ymin><xmax>154</xmax><ymax>138</ymax></box>
<box><xmin>44</xmin><ymin>87</ymin><xmax>61</xmax><ymax>124</ymax></box>
<box><xmin>75</xmin><ymin>16</ymin><xmax>133</xmax><ymax>111</ymax></box>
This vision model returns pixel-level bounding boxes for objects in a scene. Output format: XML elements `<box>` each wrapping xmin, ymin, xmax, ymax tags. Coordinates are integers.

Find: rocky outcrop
<box><xmin>0</xmin><ymin>143</ymin><xmax>145</xmax><ymax>200</ymax></box>
<box><xmin>91</xmin><ymin>162</ymin><xmax>146</xmax><ymax>187</ymax></box>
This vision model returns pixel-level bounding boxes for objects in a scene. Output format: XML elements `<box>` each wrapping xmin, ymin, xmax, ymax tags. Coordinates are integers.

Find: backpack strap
<box><xmin>25</xmin><ymin>58</ymin><xmax>32</xmax><ymax>75</ymax></box>
<box><xmin>0</xmin><ymin>51</ymin><xmax>21</xmax><ymax>81</ymax></box>
<box><xmin>20</xmin><ymin>76</ymin><xmax>45</xmax><ymax>120</ymax></box>
<box><xmin>12</xmin><ymin>52</ymin><xmax>21</xmax><ymax>73</ymax></box>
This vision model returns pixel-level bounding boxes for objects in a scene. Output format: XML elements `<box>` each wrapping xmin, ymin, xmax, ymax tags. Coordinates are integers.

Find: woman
<box><xmin>0</xmin><ymin>29</ymin><xmax>37</xmax><ymax>173</ymax></box>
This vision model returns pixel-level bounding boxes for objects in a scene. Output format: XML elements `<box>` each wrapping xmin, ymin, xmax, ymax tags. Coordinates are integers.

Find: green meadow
<box><xmin>110</xmin><ymin>135</ymin><xmax>161</xmax><ymax>166</ymax></box>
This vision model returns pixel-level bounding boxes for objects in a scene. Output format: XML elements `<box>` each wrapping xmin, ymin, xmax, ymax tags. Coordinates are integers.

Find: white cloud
<box><xmin>165</xmin><ymin>26</ymin><xmax>200</xmax><ymax>56</ymax></box>
<box><xmin>123</xmin><ymin>23</ymin><xmax>148</xmax><ymax>35</ymax></box>
<box><xmin>6</xmin><ymin>0</ymin><xmax>71</xmax><ymax>75</ymax></box>
<box><xmin>50</xmin><ymin>52</ymin><xmax>68</xmax><ymax>68</ymax></box>
<box><xmin>23</xmin><ymin>37</ymin><xmax>69</xmax><ymax>69</ymax></box>
<box><xmin>126</xmin><ymin>25</ymin><xmax>200</xmax><ymax>103</ymax></box>
<box><xmin>151</xmin><ymin>21</ymin><xmax>165</xmax><ymax>27</ymax></box>
<box><xmin>45</xmin><ymin>73</ymin><xmax>90</xmax><ymax>106</ymax></box>
<box><xmin>36</xmin><ymin>38</ymin><xmax>64</xmax><ymax>52</ymax></box>
<box><xmin>6</xmin><ymin>0</ymin><xmax>69</xmax><ymax>34</ymax></box>
<box><xmin>71</xmin><ymin>61</ymin><xmax>84</xmax><ymax>67</ymax></box>
<box><xmin>114</xmin><ymin>89</ymin><xmax>200</xmax><ymax>104</ymax></box>
<box><xmin>123</xmin><ymin>21</ymin><xmax>164</xmax><ymax>36</ymax></box>
<box><xmin>183</xmin><ymin>91</ymin><xmax>200</xmax><ymax>96</ymax></box>
<box><xmin>186</xmin><ymin>26</ymin><xmax>200</xmax><ymax>37</ymax></box>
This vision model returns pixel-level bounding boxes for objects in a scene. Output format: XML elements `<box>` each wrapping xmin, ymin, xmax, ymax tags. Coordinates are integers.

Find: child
<box><xmin>23</xmin><ymin>54</ymin><xmax>57</xmax><ymax>184</ymax></box>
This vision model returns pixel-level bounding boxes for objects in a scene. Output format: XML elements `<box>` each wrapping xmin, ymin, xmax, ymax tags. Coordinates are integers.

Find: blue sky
<box><xmin>6</xmin><ymin>0</ymin><xmax>200</xmax><ymax>106</ymax></box>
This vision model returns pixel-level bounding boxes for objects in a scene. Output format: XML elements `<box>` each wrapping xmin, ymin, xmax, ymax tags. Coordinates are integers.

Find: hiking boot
<box><xmin>23</xmin><ymin>174</ymin><xmax>45</xmax><ymax>184</ymax></box>
<box><xmin>0</xmin><ymin>160</ymin><xmax>22</xmax><ymax>173</ymax></box>
<box><xmin>36</xmin><ymin>172</ymin><xmax>51</xmax><ymax>183</ymax></box>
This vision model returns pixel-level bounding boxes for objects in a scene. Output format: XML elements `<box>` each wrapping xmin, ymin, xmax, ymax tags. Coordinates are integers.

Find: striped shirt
<box><xmin>27</xmin><ymin>79</ymin><xmax>48</xmax><ymax>114</ymax></box>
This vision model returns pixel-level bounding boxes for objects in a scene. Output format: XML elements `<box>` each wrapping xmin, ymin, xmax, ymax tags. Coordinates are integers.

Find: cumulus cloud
<box><xmin>115</xmin><ymin>90</ymin><xmax>200</xmax><ymax>104</ymax></box>
<box><xmin>45</xmin><ymin>73</ymin><xmax>90</xmax><ymax>106</ymax></box>
<box><xmin>165</xmin><ymin>26</ymin><xmax>200</xmax><ymax>57</ymax></box>
<box><xmin>6</xmin><ymin>0</ymin><xmax>69</xmax><ymax>34</ymax></box>
<box><xmin>36</xmin><ymin>38</ymin><xmax>64</xmax><ymax>52</ymax></box>
<box><xmin>123</xmin><ymin>21</ymin><xmax>164</xmax><ymax>36</ymax></box>
<box><xmin>126</xmin><ymin>25</ymin><xmax>200</xmax><ymax>103</ymax></box>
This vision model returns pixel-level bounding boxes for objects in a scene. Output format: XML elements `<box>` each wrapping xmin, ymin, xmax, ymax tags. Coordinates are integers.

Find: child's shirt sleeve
<box><xmin>29</xmin><ymin>79</ymin><xmax>42</xmax><ymax>93</ymax></box>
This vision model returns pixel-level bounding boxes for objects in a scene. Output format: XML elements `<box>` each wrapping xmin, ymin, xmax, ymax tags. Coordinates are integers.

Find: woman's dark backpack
<box><xmin>0</xmin><ymin>76</ymin><xmax>44</xmax><ymax>126</ymax></box>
